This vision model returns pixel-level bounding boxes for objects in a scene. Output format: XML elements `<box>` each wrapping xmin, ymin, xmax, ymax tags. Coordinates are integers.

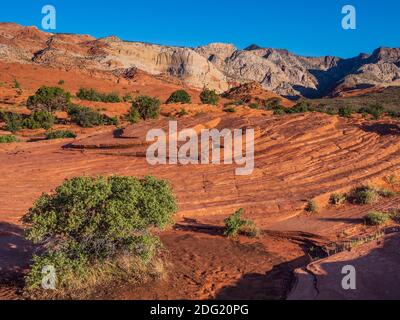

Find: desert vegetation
<box><xmin>22</xmin><ymin>175</ymin><xmax>177</xmax><ymax>298</ymax></box>
<box><xmin>27</xmin><ymin>86</ymin><xmax>72</xmax><ymax>112</ymax></box>
<box><xmin>223</xmin><ymin>209</ymin><xmax>260</xmax><ymax>238</ymax></box>
<box><xmin>166</xmin><ymin>90</ymin><xmax>191</xmax><ymax>104</ymax></box>
<box><xmin>200</xmin><ymin>88</ymin><xmax>219</xmax><ymax>105</ymax></box>
<box><xmin>364</xmin><ymin>211</ymin><xmax>391</xmax><ymax>226</ymax></box>
<box><xmin>76</xmin><ymin>88</ymin><xmax>121</xmax><ymax>103</ymax></box>
<box><xmin>305</xmin><ymin>199</ymin><xmax>318</xmax><ymax>213</ymax></box>
<box><xmin>131</xmin><ymin>96</ymin><xmax>161</xmax><ymax>120</ymax></box>
<box><xmin>45</xmin><ymin>130</ymin><xmax>77</xmax><ymax>140</ymax></box>
<box><xmin>67</xmin><ymin>105</ymin><xmax>119</xmax><ymax>128</ymax></box>
<box><xmin>0</xmin><ymin>134</ymin><xmax>18</xmax><ymax>143</ymax></box>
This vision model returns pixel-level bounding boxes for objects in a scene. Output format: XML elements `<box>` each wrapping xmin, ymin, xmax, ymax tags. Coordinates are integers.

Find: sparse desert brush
<box><xmin>125</xmin><ymin>106</ymin><xmax>141</xmax><ymax>124</ymax></box>
<box><xmin>22</xmin><ymin>110</ymin><xmax>55</xmax><ymax>130</ymax></box>
<box><xmin>329</xmin><ymin>193</ymin><xmax>347</xmax><ymax>205</ymax></box>
<box><xmin>13</xmin><ymin>79</ymin><xmax>21</xmax><ymax>89</ymax></box>
<box><xmin>200</xmin><ymin>88</ymin><xmax>219</xmax><ymax>105</ymax></box>
<box><xmin>223</xmin><ymin>208</ymin><xmax>260</xmax><ymax>238</ymax></box>
<box><xmin>177</xmin><ymin>108</ymin><xmax>188</xmax><ymax>117</ymax></box>
<box><xmin>385</xmin><ymin>174</ymin><xmax>398</xmax><ymax>185</ymax></box>
<box><xmin>58</xmin><ymin>80</ymin><xmax>65</xmax><ymax>86</ymax></box>
<box><xmin>248</xmin><ymin>103</ymin><xmax>259</xmax><ymax>109</ymax></box>
<box><xmin>0</xmin><ymin>135</ymin><xmax>18</xmax><ymax>144</ymax></box>
<box><xmin>389</xmin><ymin>209</ymin><xmax>400</xmax><ymax>223</ymax></box>
<box><xmin>376</xmin><ymin>187</ymin><xmax>397</xmax><ymax>198</ymax></box>
<box><xmin>223</xmin><ymin>106</ymin><xmax>236</xmax><ymax>113</ymax></box>
<box><xmin>22</xmin><ymin>175</ymin><xmax>177</xmax><ymax>298</ymax></box>
<box><xmin>132</xmin><ymin>95</ymin><xmax>161</xmax><ymax>120</ymax></box>
<box><xmin>3</xmin><ymin>112</ymin><xmax>23</xmax><ymax>132</ymax></box>
<box><xmin>348</xmin><ymin>185</ymin><xmax>396</xmax><ymax>205</ymax></box>
<box><xmin>348</xmin><ymin>185</ymin><xmax>379</xmax><ymax>205</ymax></box>
<box><xmin>364</xmin><ymin>211</ymin><xmax>390</xmax><ymax>226</ymax></box>
<box><xmin>273</xmin><ymin>107</ymin><xmax>286</xmax><ymax>115</ymax></box>
<box><xmin>305</xmin><ymin>199</ymin><xmax>318</xmax><ymax>213</ymax></box>
<box><xmin>27</xmin><ymin>86</ymin><xmax>72</xmax><ymax>112</ymax></box>
<box><xmin>338</xmin><ymin>106</ymin><xmax>353</xmax><ymax>118</ymax></box>
<box><xmin>166</xmin><ymin>90</ymin><xmax>192</xmax><ymax>104</ymax></box>
<box><xmin>45</xmin><ymin>130</ymin><xmax>76</xmax><ymax>140</ymax></box>
<box><xmin>67</xmin><ymin>105</ymin><xmax>117</xmax><ymax>128</ymax></box>
<box><xmin>76</xmin><ymin>88</ymin><xmax>121</xmax><ymax>103</ymax></box>
<box><xmin>358</xmin><ymin>104</ymin><xmax>385</xmax><ymax>120</ymax></box>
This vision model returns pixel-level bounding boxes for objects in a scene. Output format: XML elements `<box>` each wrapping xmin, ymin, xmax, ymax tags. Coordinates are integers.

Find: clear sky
<box><xmin>0</xmin><ymin>0</ymin><xmax>399</xmax><ymax>58</ymax></box>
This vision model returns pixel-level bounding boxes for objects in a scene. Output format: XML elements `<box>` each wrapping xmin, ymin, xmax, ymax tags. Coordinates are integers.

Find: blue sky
<box><xmin>0</xmin><ymin>0</ymin><xmax>399</xmax><ymax>58</ymax></box>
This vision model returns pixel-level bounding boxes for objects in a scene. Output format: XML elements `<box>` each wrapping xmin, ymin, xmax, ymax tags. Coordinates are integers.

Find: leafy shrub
<box><xmin>58</xmin><ymin>80</ymin><xmax>65</xmax><ymax>86</ymax></box>
<box><xmin>358</xmin><ymin>104</ymin><xmax>385</xmax><ymax>119</ymax></box>
<box><xmin>46</xmin><ymin>130</ymin><xmax>77</xmax><ymax>140</ymax></box>
<box><xmin>125</xmin><ymin>107</ymin><xmax>141</xmax><ymax>124</ymax></box>
<box><xmin>200</xmin><ymin>88</ymin><xmax>219</xmax><ymax>105</ymax></box>
<box><xmin>330</xmin><ymin>193</ymin><xmax>347</xmax><ymax>205</ymax></box>
<box><xmin>387</xmin><ymin>110</ymin><xmax>400</xmax><ymax>118</ymax></box>
<box><xmin>364</xmin><ymin>211</ymin><xmax>390</xmax><ymax>226</ymax></box>
<box><xmin>177</xmin><ymin>108</ymin><xmax>188</xmax><ymax>117</ymax></box>
<box><xmin>305</xmin><ymin>200</ymin><xmax>318</xmax><ymax>213</ymax></box>
<box><xmin>389</xmin><ymin>209</ymin><xmax>400</xmax><ymax>223</ymax></box>
<box><xmin>273</xmin><ymin>107</ymin><xmax>286</xmax><ymax>115</ymax></box>
<box><xmin>3</xmin><ymin>112</ymin><xmax>23</xmax><ymax>132</ymax></box>
<box><xmin>223</xmin><ymin>106</ymin><xmax>236</xmax><ymax>113</ymax></box>
<box><xmin>166</xmin><ymin>90</ymin><xmax>191</xmax><ymax>104</ymax></box>
<box><xmin>223</xmin><ymin>209</ymin><xmax>259</xmax><ymax>238</ymax></box>
<box><xmin>123</xmin><ymin>94</ymin><xmax>133</xmax><ymax>103</ymax></box>
<box><xmin>76</xmin><ymin>88</ymin><xmax>121</xmax><ymax>103</ymax></box>
<box><xmin>22</xmin><ymin>175</ymin><xmax>177</xmax><ymax>295</ymax></box>
<box><xmin>264</xmin><ymin>98</ymin><xmax>283</xmax><ymax>109</ymax></box>
<box><xmin>249</xmin><ymin>103</ymin><xmax>259</xmax><ymax>109</ymax></box>
<box><xmin>376</xmin><ymin>188</ymin><xmax>397</xmax><ymax>198</ymax></box>
<box><xmin>27</xmin><ymin>86</ymin><xmax>72</xmax><ymax>112</ymax></box>
<box><xmin>338</xmin><ymin>106</ymin><xmax>353</xmax><ymax>118</ymax></box>
<box><xmin>67</xmin><ymin>105</ymin><xmax>117</xmax><ymax>127</ymax></box>
<box><xmin>13</xmin><ymin>79</ymin><xmax>21</xmax><ymax>89</ymax></box>
<box><xmin>22</xmin><ymin>111</ymin><xmax>55</xmax><ymax>130</ymax></box>
<box><xmin>132</xmin><ymin>96</ymin><xmax>161</xmax><ymax>120</ymax></box>
<box><xmin>348</xmin><ymin>185</ymin><xmax>378</xmax><ymax>205</ymax></box>
<box><xmin>0</xmin><ymin>135</ymin><xmax>18</xmax><ymax>144</ymax></box>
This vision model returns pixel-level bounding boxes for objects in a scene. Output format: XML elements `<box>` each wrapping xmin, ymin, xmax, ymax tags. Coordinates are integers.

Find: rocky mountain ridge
<box><xmin>1</xmin><ymin>23</ymin><xmax>399</xmax><ymax>98</ymax></box>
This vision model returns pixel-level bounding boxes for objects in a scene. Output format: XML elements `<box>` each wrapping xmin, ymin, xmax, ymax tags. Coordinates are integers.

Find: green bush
<box><xmin>76</xmin><ymin>88</ymin><xmax>121</xmax><ymax>103</ymax></box>
<box><xmin>348</xmin><ymin>185</ymin><xmax>378</xmax><ymax>205</ymax></box>
<box><xmin>166</xmin><ymin>90</ymin><xmax>191</xmax><ymax>104</ymax></box>
<box><xmin>132</xmin><ymin>96</ymin><xmax>161</xmax><ymax>120</ymax></box>
<box><xmin>125</xmin><ymin>107</ymin><xmax>141</xmax><ymax>124</ymax></box>
<box><xmin>330</xmin><ymin>193</ymin><xmax>347</xmax><ymax>205</ymax></box>
<box><xmin>22</xmin><ymin>111</ymin><xmax>55</xmax><ymax>130</ymax></box>
<box><xmin>358</xmin><ymin>104</ymin><xmax>385</xmax><ymax>119</ymax></box>
<box><xmin>22</xmin><ymin>175</ymin><xmax>177</xmax><ymax>295</ymax></box>
<box><xmin>248</xmin><ymin>103</ymin><xmax>259</xmax><ymax>109</ymax></box>
<box><xmin>46</xmin><ymin>130</ymin><xmax>77</xmax><ymax>140</ymax></box>
<box><xmin>223</xmin><ymin>106</ymin><xmax>236</xmax><ymax>113</ymax></box>
<box><xmin>13</xmin><ymin>79</ymin><xmax>21</xmax><ymax>89</ymax></box>
<box><xmin>376</xmin><ymin>188</ymin><xmax>397</xmax><ymax>198</ymax></box>
<box><xmin>0</xmin><ymin>135</ymin><xmax>18</xmax><ymax>144</ymax></box>
<box><xmin>223</xmin><ymin>209</ymin><xmax>259</xmax><ymax>238</ymax></box>
<box><xmin>123</xmin><ymin>94</ymin><xmax>133</xmax><ymax>103</ymax></box>
<box><xmin>364</xmin><ymin>211</ymin><xmax>390</xmax><ymax>226</ymax></box>
<box><xmin>177</xmin><ymin>108</ymin><xmax>188</xmax><ymax>117</ymax></box>
<box><xmin>58</xmin><ymin>80</ymin><xmax>65</xmax><ymax>86</ymax></box>
<box><xmin>27</xmin><ymin>86</ymin><xmax>72</xmax><ymax>112</ymax></box>
<box><xmin>67</xmin><ymin>105</ymin><xmax>117</xmax><ymax>127</ymax></box>
<box><xmin>305</xmin><ymin>199</ymin><xmax>318</xmax><ymax>213</ymax></box>
<box><xmin>200</xmin><ymin>88</ymin><xmax>219</xmax><ymax>105</ymax></box>
<box><xmin>3</xmin><ymin>112</ymin><xmax>23</xmax><ymax>132</ymax></box>
<box><xmin>338</xmin><ymin>106</ymin><xmax>353</xmax><ymax>118</ymax></box>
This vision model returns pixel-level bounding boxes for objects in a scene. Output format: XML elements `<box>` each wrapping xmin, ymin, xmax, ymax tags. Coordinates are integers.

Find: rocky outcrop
<box><xmin>0</xmin><ymin>23</ymin><xmax>400</xmax><ymax>97</ymax></box>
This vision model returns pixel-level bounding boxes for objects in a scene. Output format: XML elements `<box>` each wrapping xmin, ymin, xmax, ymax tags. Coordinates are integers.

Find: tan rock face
<box><xmin>0</xmin><ymin>23</ymin><xmax>400</xmax><ymax>97</ymax></box>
